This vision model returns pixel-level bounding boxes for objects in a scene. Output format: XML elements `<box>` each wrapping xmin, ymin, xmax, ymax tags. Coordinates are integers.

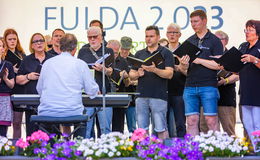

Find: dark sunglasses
<box><xmin>87</xmin><ymin>35</ymin><xmax>99</xmax><ymax>39</ymax></box>
<box><xmin>32</xmin><ymin>39</ymin><xmax>45</xmax><ymax>44</ymax></box>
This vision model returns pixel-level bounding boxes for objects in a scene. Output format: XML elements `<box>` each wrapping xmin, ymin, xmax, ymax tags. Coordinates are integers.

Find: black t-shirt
<box><xmin>0</xmin><ymin>60</ymin><xmax>15</xmax><ymax>93</ymax></box>
<box><xmin>17</xmin><ymin>53</ymin><xmax>53</xmax><ymax>94</ymax></box>
<box><xmin>185</xmin><ymin>31</ymin><xmax>223</xmax><ymax>87</ymax></box>
<box><xmin>134</xmin><ymin>46</ymin><xmax>174</xmax><ymax>100</ymax></box>
<box><xmin>78</xmin><ymin>45</ymin><xmax>114</xmax><ymax>93</ymax></box>
<box><xmin>239</xmin><ymin>40</ymin><xmax>260</xmax><ymax>106</ymax></box>
<box><xmin>47</xmin><ymin>48</ymin><xmax>59</xmax><ymax>56</ymax></box>
<box><xmin>5</xmin><ymin>49</ymin><xmax>26</xmax><ymax>94</ymax></box>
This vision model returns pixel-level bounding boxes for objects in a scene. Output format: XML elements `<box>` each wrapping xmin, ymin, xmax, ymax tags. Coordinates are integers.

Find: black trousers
<box><xmin>112</xmin><ymin>108</ymin><xmax>125</xmax><ymax>133</ymax></box>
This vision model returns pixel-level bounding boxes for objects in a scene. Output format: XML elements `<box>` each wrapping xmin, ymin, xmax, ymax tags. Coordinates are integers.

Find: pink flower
<box><xmin>131</xmin><ymin>128</ymin><xmax>147</xmax><ymax>142</ymax></box>
<box><xmin>252</xmin><ymin>130</ymin><xmax>260</xmax><ymax>136</ymax></box>
<box><xmin>30</xmin><ymin>130</ymin><xmax>49</xmax><ymax>142</ymax></box>
<box><xmin>15</xmin><ymin>138</ymin><xmax>29</xmax><ymax>149</ymax></box>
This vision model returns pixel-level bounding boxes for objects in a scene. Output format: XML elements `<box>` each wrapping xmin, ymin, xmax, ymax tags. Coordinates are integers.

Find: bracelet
<box><xmin>26</xmin><ymin>74</ymin><xmax>30</xmax><ymax>81</ymax></box>
<box><xmin>225</xmin><ymin>78</ymin><xmax>229</xmax><ymax>84</ymax></box>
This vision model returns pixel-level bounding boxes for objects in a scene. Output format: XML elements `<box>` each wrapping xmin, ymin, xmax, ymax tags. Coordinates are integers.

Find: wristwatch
<box><xmin>254</xmin><ymin>58</ymin><xmax>259</xmax><ymax>64</ymax></box>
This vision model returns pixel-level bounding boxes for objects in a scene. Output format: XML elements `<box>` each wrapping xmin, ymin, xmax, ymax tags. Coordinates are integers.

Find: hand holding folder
<box><xmin>213</xmin><ymin>47</ymin><xmax>245</xmax><ymax>72</ymax></box>
<box><xmin>173</xmin><ymin>40</ymin><xmax>202</xmax><ymax>63</ymax></box>
<box><xmin>127</xmin><ymin>50</ymin><xmax>164</xmax><ymax>68</ymax></box>
<box><xmin>88</xmin><ymin>53</ymin><xmax>114</xmax><ymax>69</ymax></box>
<box><xmin>110</xmin><ymin>68</ymin><xmax>127</xmax><ymax>86</ymax></box>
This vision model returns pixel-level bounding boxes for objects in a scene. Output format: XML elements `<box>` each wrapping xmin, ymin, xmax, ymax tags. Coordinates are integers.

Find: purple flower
<box><xmin>46</xmin><ymin>154</ymin><xmax>57</xmax><ymax>160</ymax></box>
<box><xmin>62</xmin><ymin>148</ymin><xmax>72</xmax><ymax>156</ymax></box>
<box><xmin>41</xmin><ymin>148</ymin><xmax>47</xmax><ymax>154</ymax></box>
<box><xmin>53</xmin><ymin>143</ymin><xmax>62</xmax><ymax>149</ymax></box>
<box><xmin>51</xmin><ymin>148</ymin><xmax>58</xmax><ymax>154</ymax></box>
<box><xmin>62</xmin><ymin>133</ymin><xmax>69</xmax><ymax>137</ymax></box>
<box><xmin>75</xmin><ymin>150</ymin><xmax>82</xmax><ymax>156</ymax></box>
<box><xmin>49</xmin><ymin>133</ymin><xmax>56</xmax><ymax>138</ymax></box>
<box><xmin>41</xmin><ymin>141</ymin><xmax>48</xmax><ymax>147</ymax></box>
<box><xmin>33</xmin><ymin>148</ymin><xmax>41</xmax><ymax>154</ymax></box>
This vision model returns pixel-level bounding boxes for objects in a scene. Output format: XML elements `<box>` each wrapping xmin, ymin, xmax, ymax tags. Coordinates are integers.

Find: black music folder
<box><xmin>5</xmin><ymin>52</ymin><xmax>22</xmax><ymax>67</ymax></box>
<box><xmin>127</xmin><ymin>51</ymin><xmax>164</xmax><ymax>68</ymax></box>
<box><xmin>213</xmin><ymin>47</ymin><xmax>245</xmax><ymax>72</ymax></box>
<box><xmin>173</xmin><ymin>40</ymin><xmax>202</xmax><ymax>63</ymax></box>
<box><xmin>217</xmin><ymin>69</ymin><xmax>232</xmax><ymax>78</ymax></box>
<box><xmin>0</xmin><ymin>61</ymin><xmax>7</xmax><ymax>78</ymax></box>
<box><xmin>110</xmin><ymin>68</ymin><xmax>125</xmax><ymax>86</ymax></box>
<box><xmin>35</xmin><ymin>64</ymin><xmax>42</xmax><ymax>74</ymax></box>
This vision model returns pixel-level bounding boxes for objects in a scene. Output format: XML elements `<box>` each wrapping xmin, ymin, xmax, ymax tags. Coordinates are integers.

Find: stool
<box><xmin>30</xmin><ymin>115</ymin><xmax>88</xmax><ymax>137</ymax></box>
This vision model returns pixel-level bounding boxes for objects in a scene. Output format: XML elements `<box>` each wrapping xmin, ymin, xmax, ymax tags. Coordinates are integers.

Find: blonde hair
<box><xmin>29</xmin><ymin>33</ymin><xmax>47</xmax><ymax>53</ymax></box>
<box><xmin>0</xmin><ymin>38</ymin><xmax>6</xmax><ymax>60</ymax></box>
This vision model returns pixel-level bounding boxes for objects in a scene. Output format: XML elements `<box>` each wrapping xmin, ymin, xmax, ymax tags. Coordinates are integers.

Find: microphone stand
<box><xmin>102</xmin><ymin>31</ymin><xmax>106</xmax><ymax>112</ymax></box>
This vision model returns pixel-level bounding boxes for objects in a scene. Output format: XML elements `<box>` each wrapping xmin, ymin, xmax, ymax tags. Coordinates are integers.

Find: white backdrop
<box><xmin>1</xmin><ymin>0</ymin><xmax>259</xmax><ymax>54</ymax></box>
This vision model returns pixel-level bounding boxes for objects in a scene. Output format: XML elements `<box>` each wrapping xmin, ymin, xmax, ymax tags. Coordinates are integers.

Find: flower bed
<box><xmin>0</xmin><ymin>129</ymin><xmax>255</xmax><ymax>160</ymax></box>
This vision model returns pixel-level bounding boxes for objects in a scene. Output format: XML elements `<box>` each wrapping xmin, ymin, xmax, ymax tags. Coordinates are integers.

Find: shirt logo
<box><xmin>258</xmin><ymin>49</ymin><xmax>260</xmax><ymax>53</ymax></box>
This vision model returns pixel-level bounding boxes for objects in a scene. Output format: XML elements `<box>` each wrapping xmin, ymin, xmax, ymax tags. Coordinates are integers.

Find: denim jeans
<box><xmin>183</xmin><ymin>86</ymin><xmax>219</xmax><ymax>116</ymax></box>
<box><xmin>136</xmin><ymin>98</ymin><xmax>167</xmax><ymax>132</ymax></box>
<box><xmin>125</xmin><ymin>106</ymin><xmax>136</xmax><ymax>133</ymax></box>
<box><xmin>242</xmin><ymin>105</ymin><xmax>260</xmax><ymax>152</ymax></box>
<box><xmin>85</xmin><ymin>107</ymin><xmax>112</xmax><ymax>138</ymax></box>
<box><xmin>167</xmin><ymin>95</ymin><xmax>186</xmax><ymax>137</ymax></box>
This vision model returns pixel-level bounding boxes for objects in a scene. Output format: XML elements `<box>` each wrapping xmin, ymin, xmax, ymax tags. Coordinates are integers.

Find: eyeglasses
<box><xmin>32</xmin><ymin>39</ymin><xmax>45</xmax><ymax>44</ymax></box>
<box><xmin>244</xmin><ymin>29</ymin><xmax>256</xmax><ymax>33</ymax></box>
<box><xmin>87</xmin><ymin>35</ymin><xmax>99</xmax><ymax>39</ymax></box>
<box><xmin>167</xmin><ymin>31</ymin><xmax>180</xmax><ymax>34</ymax></box>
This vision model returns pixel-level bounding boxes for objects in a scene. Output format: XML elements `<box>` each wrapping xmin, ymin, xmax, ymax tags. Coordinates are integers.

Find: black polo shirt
<box><xmin>17</xmin><ymin>52</ymin><xmax>53</xmax><ymax>94</ymax></box>
<box><xmin>78</xmin><ymin>45</ymin><xmax>114</xmax><ymax>93</ymax></box>
<box><xmin>239</xmin><ymin>40</ymin><xmax>260</xmax><ymax>106</ymax></box>
<box><xmin>134</xmin><ymin>46</ymin><xmax>174</xmax><ymax>100</ymax></box>
<box><xmin>185</xmin><ymin>30</ymin><xmax>223</xmax><ymax>87</ymax></box>
<box><xmin>5</xmin><ymin>49</ymin><xmax>26</xmax><ymax>94</ymax></box>
<box><xmin>0</xmin><ymin>60</ymin><xmax>15</xmax><ymax>93</ymax></box>
<box><xmin>47</xmin><ymin>48</ymin><xmax>59</xmax><ymax>56</ymax></box>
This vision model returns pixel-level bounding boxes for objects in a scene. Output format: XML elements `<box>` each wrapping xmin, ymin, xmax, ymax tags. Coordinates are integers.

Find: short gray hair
<box><xmin>167</xmin><ymin>23</ymin><xmax>181</xmax><ymax>33</ymax></box>
<box><xmin>215</xmin><ymin>30</ymin><xmax>229</xmax><ymax>41</ymax></box>
<box><xmin>87</xmin><ymin>26</ymin><xmax>102</xmax><ymax>36</ymax></box>
<box><xmin>60</xmin><ymin>33</ymin><xmax>77</xmax><ymax>52</ymax></box>
<box><xmin>107</xmin><ymin>39</ymin><xmax>121</xmax><ymax>48</ymax></box>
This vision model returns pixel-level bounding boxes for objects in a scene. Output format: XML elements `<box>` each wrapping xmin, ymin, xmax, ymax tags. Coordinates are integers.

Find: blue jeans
<box><xmin>85</xmin><ymin>107</ymin><xmax>112</xmax><ymax>138</ymax></box>
<box><xmin>183</xmin><ymin>86</ymin><xmax>219</xmax><ymax>116</ymax></box>
<box><xmin>125</xmin><ymin>106</ymin><xmax>136</xmax><ymax>133</ymax></box>
<box><xmin>167</xmin><ymin>95</ymin><xmax>186</xmax><ymax>137</ymax></box>
<box><xmin>136</xmin><ymin>98</ymin><xmax>167</xmax><ymax>132</ymax></box>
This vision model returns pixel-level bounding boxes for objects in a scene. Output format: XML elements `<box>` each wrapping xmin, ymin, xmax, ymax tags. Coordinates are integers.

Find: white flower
<box><xmin>108</xmin><ymin>151</ymin><xmax>114</xmax><ymax>157</ymax></box>
<box><xmin>0</xmin><ymin>137</ymin><xmax>8</xmax><ymax>144</ymax></box>
<box><xmin>4</xmin><ymin>145</ymin><xmax>10</xmax><ymax>150</ymax></box>
<box><xmin>220</xmin><ymin>145</ymin><xmax>226</xmax><ymax>150</ymax></box>
<box><xmin>7</xmin><ymin>140</ymin><xmax>12</xmax><ymax>146</ymax></box>
<box><xmin>116</xmin><ymin>151</ymin><xmax>121</xmax><ymax>156</ymax></box>
<box><xmin>243</xmin><ymin>146</ymin><xmax>248</xmax><ymax>151</ymax></box>
<box><xmin>209</xmin><ymin>146</ymin><xmax>214</xmax><ymax>152</ymax></box>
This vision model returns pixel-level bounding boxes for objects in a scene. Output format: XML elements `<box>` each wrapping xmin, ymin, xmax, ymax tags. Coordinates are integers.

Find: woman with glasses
<box><xmin>16</xmin><ymin>33</ymin><xmax>53</xmax><ymax>136</ymax></box>
<box><xmin>3</xmin><ymin>28</ymin><xmax>26</xmax><ymax>139</ymax></box>
<box><xmin>0</xmin><ymin>38</ymin><xmax>15</xmax><ymax>137</ymax></box>
<box><xmin>239</xmin><ymin>20</ymin><xmax>260</xmax><ymax>153</ymax></box>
